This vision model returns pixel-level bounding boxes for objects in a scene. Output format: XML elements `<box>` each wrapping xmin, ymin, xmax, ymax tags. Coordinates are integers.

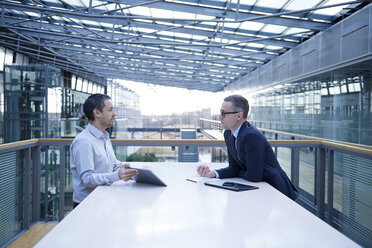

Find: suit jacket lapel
<box><xmin>236</xmin><ymin>121</ymin><xmax>248</xmax><ymax>153</ymax></box>
<box><xmin>231</xmin><ymin>132</ymin><xmax>244</xmax><ymax>169</ymax></box>
<box><xmin>230</xmin><ymin>134</ymin><xmax>238</xmax><ymax>159</ymax></box>
<box><xmin>235</xmin><ymin>122</ymin><xmax>248</xmax><ymax>170</ymax></box>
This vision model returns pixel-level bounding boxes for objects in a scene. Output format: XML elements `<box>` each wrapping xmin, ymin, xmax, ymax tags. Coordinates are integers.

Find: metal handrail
<box><xmin>1</xmin><ymin>138</ymin><xmax>371</xmax><ymax>156</ymax></box>
<box><xmin>0</xmin><ymin>139</ymin><xmax>39</xmax><ymax>153</ymax></box>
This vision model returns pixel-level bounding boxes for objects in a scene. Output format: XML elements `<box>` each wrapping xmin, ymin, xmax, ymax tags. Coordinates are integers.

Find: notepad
<box><xmin>186</xmin><ymin>177</ymin><xmax>220</xmax><ymax>183</ymax></box>
<box><xmin>204</xmin><ymin>181</ymin><xmax>259</xmax><ymax>192</ymax></box>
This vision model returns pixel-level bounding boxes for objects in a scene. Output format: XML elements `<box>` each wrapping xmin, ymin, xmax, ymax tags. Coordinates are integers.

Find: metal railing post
<box><xmin>291</xmin><ymin>147</ymin><xmax>300</xmax><ymax>190</ymax></box>
<box><xmin>32</xmin><ymin>145</ymin><xmax>41</xmax><ymax>222</ymax></box>
<box><xmin>290</xmin><ymin>136</ymin><xmax>296</xmax><ymax>185</ymax></box>
<box><xmin>24</xmin><ymin>148</ymin><xmax>31</xmax><ymax>229</ymax></box>
<box><xmin>316</xmin><ymin>147</ymin><xmax>326</xmax><ymax>220</ymax></box>
<box><xmin>178</xmin><ymin>145</ymin><xmax>183</xmax><ymax>162</ymax></box>
<box><xmin>43</xmin><ymin>146</ymin><xmax>49</xmax><ymax>219</ymax></box>
<box><xmin>326</xmin><ymin>149</ymin><xmax>334</xmax><ymax>225</ymax></box>
<box><xmin>59</xmin><ymin>145</ymin><xmax>66</xmax><ymax>221</ymax></box>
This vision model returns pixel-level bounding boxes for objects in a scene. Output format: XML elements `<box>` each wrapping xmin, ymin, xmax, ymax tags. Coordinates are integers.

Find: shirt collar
<box><xmin>87</xmin><ymin>123</ymin><xmax>109</xmax><ymax>140</ymax></box>
<box><xmin>232</xmin><ymin>123</ymin><xmax>243</xmax><ymax>138</ymax></box>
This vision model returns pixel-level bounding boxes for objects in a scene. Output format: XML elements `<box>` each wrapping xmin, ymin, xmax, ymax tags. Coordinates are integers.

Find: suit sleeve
<box><xmin>215</xmin><ymin>131</ymin><xmax>241</xmax><ymax>178</ymax></box>
<box><xmin>239</xmin><ymin>133</ymin><xmax>265</xmax><ymax>182</ymax></box>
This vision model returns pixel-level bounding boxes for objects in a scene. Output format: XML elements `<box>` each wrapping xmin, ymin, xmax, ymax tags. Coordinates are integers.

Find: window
<box><xmin>0</xmin><ymin>47</ymin><xmax>5</xmax><ymax>72</ymax></box>
<box><xmin>82</xmin><ymin>79</ymin><xmax>88</xmax><ymax>92</ymax></box>
<box><xmin>76</xmin><ymin>77</ymin><xmax>82</xmax><ymax>91</ymax></box>
<box><xmin>71</xmin><ymin>75</ymin><xmax>76</xmax><ymax>90</ymax></box>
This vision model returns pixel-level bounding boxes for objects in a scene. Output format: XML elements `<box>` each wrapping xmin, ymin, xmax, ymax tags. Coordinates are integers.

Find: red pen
<box><xmin>186</xmin><ymin>178</ymin><xmax>197</xmax><ymax>183</ymax></box>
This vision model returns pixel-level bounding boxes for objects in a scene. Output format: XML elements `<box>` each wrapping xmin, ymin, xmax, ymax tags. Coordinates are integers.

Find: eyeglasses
<box><xmin>220</xmin><ymin>110</ymin><xmax>239</xmax><ymax>117</ymax></box>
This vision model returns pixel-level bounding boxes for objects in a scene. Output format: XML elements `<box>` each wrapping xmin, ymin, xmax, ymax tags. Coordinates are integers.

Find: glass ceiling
<box><xmin>0</xmin><ymin>0</ymin><xmax>367</xmax><ymax>91</ymax></box>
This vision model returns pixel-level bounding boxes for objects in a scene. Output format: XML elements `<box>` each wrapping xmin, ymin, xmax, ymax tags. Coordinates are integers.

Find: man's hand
<box><xmin>118</xmin><ymin>163</ymin><xmax>138</xmax><ymax>181</ymax></box>
<box><xmin>197</xmin><ymin>165</ymin><xmax>216</xmax><ymax>178</ymax></box>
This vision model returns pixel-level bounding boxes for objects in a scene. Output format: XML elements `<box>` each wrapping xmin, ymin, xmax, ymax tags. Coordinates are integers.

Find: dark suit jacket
<box><xmin>216</xmin><ymin>121</ymin><xmax>297</xmax><ymax>200</ymax></box>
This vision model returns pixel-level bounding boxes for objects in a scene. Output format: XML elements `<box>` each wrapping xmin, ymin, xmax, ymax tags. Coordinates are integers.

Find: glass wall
<box><xmin>3</xmin><ymin>64</ymin><xmax>61</xmax><ymax>142</ymax></box>
<box><xmin>107</xmin><ymin>80</ymin><xmax>142</xmax><ymax>160</ymax></box>
<box><xmin>0</xmin><ymin>46</ymin><xmax>31</xmax><ymax>143</ymax></box>
<box><xmin>248</xmin><ymin>60</ymin><xmax>372</xmax><ymax>146</ymax></box>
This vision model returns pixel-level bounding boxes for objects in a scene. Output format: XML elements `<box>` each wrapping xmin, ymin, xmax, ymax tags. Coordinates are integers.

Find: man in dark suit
<box><xmin>197</xmin><ymin>95</ymin><xmax>297</xmax><ymax>200</ymax></box>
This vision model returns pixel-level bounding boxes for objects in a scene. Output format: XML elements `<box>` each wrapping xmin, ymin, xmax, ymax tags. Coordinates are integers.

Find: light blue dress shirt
<box><xmin>70</xmin><ymin>123</ymin><xmax>122</xmax><ymax>203</ymax></box>
<box><xmin>214</xmin><ymin>123</ymin><xmax>243</xmax><ymax>179</ymax></box>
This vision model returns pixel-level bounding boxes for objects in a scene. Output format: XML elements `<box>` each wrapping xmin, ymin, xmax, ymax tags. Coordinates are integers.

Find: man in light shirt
<box><xmin>70</xmin><ymin>93</ymin><xmax>138</xmax><ymax>208</ymax></box>
<box><xmin>197</xmin><ymin>95</ymin><xmax>297</xmax><ymax>200</ymax></box>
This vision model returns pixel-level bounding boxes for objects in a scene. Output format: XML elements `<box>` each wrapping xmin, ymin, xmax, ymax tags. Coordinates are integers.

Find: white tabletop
<box><xmin>35</xmin><ymin>162</ymin><xmax>360</xmax><ymax>248</ymax></box>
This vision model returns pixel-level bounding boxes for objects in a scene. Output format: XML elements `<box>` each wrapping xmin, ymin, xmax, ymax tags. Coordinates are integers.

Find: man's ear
<box><xmin>237</xmin><ymin>112</ymin><xmax>244</xmax><ymax>120</ymax></box>
<box><xmin>93</xmin><ymin>109</ymin><xmax>101</xmax><ymax>119</ymax></box>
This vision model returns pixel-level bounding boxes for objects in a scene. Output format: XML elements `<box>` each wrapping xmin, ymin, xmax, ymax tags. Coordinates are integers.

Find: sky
<box><xmin>119</xmin><ymin>80</ymin><xmax>225</xmax><ymax>116</ymax></box>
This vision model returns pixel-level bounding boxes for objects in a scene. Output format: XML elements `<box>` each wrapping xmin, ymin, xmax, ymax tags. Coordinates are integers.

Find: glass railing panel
<box><xmin>63</xmin><ymin>148</ymin><xmax>73</xmax><ymax>216</ymax></box>
<box><xmin>113</xmin><ymin>144</ymin><xmax>228</xmax><ymax>164</ymax></box>
<box><xmin>114</xmin><ymin>145</ymin><xmax>179</xmax><ymax>163</ymax></box>
<box><xmin>40</xmin><ymin>146</ymin><xmax>61</xmax><ymax>221</ymax></box>
<box><xmin>299</xmin><ymin>148</ymin><xmax>316</xmax><ymax>197</ymax></box>
<box><xmin>198</xmin><ymin>146</ymin><xmax>228</xmax><ymax>163</ymax></box>
<box><xmin>276</xmin><ymin>147</ymin><xmax>291</xmax><ymax>177</ymax></box>
<box><xmin>332</xmin><ymin>152</ymin><xmax>372</xmax><ymax>247</ymax></box>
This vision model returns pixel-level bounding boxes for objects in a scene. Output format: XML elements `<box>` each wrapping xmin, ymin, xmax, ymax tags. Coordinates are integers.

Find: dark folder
<box><xmin>204</xmin><ymin>181</ymin><xmax>259</xmax><ymax>192</ymax></box>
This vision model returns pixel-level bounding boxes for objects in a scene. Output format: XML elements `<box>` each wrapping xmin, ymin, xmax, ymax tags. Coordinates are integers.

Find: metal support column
<box><xmin>316</xmin><ymin>148</ymin><xmax>326</xmax><ymax>219</ymax></box>
<box><xmin>326</xmin><ymin>149</ymin><xmax>334</xmax><ymax>225</ymax></box>
<box><xmin>43</xmin><ymin>147</ymin><xmax>49</xmax><ymax>219</ymax></box>
<box><xmin>32</xmin><ymin>145</ymin><xmax>41</xmax><ymax>222</ymax></box>
<box><xmin>291</xmin><ymin>147</ymin><xmax>300</xmax><ymax>191</ymax></box>
<box><xmin>59</xmin><ymin>145</ymin><xmax>66</xmax><ymax>221</ymax></box>
<box><xmin>24</xmin><ymin>148</ymin><xmax>31</xmax><ymax>229</ymax></box>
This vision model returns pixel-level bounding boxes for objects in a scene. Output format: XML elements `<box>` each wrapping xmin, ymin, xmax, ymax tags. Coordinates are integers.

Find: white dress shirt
<box><xmin>70</xmin><ymin>123</ymin><xmax>122</xmax><ymax>203</ymax></box>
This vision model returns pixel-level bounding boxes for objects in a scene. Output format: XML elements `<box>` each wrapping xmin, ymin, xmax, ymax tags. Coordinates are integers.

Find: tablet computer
<box><xmin>204</xmin><ymin>181</ymin><xmax>258</xmax><ymax>192</ymax></box>
<box><xmin>131</xmin><ymin>168</ymin><xmax>167</xmax><ymax>186</ymax></box>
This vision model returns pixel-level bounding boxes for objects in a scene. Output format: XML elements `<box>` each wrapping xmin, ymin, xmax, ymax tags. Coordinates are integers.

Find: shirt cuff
<box><xmin>214</xmin><ymin>170</ymin><xmax>220</xmax><ymax>179</ymax></box>
<box><xmin>107</xmin><ymin>171</ymin><xmax>120</xmax><ymax>183</ymax></box>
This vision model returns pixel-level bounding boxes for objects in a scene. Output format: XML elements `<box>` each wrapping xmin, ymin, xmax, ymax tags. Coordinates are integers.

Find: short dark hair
<box><xmin>224</xmin><ymin>95</ymin><xmax>249</xmax><ymax>118</ymax></box>
<box><xmin>83</xmin><ymin>94</ymin><xmax>111</xmax><ymax>121</ymax></box>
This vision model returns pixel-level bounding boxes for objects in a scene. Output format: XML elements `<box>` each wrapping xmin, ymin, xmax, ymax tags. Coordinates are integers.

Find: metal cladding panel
<box><xmin>240</xmin><ymin>76</ymin><xmax>249</xmax><ymax>90</ymax></box>
<box><xmin>302</xmin><ymin>36</ymin><xmax>320</xmax><ymax>74</ymax></box>
<box><xmin>249</xmin><ymin>70</ymin><xmax>259</xmax><ymax>90</ymax></box>
<box><xmin>341</xmin><ymin>154</ymin><xmax>372</xmax><ymax>248</ymax></box>
<box><xmin>278</xmin><ymin>52</ymin><xmax>290</xmax><ymax>82</ymax></box>
<box><xmin>235</xmin><ymin>77</ymin><xmax>246</xmax><ymax>91</ymax></box>
<box><xmin>290</xmin><ymin>46</ymin><xmax>303</xmax><ymax>77</ymax></box>
<box><xmin>259</xmin><ymin>61</ymin><xmax>272</xmax><ymax>87</ymax></box>
<box><xmin>226</xmin><ymin>75</ymin><xmax>246</xmax><ymax>91</ymax></box>
<box><xmin>341</xmin><ymin>7</ymin><xmax>369</xmax><ymax>61</ymax></box>
<box><xmin>225</xmin><ymin>4</ymin><xmax>372</xmax><ymax>92</ymax></box>
<box><xmin>370</xmin><ymin>6</ymin><xmax>372</xmax><ymax>53</ymax></box>
<box><xmin>271</xmin><ymin>59</ymin><xmax>279</xmax><ymax>83</ymax></box>
<box><xmin>321</xmin><ymin>23</ymin><xmax>341</xmax><ymax>68</ymax></box>
<box><xmin>0</xmin><ymin>152</ymin><xmax>17</xmax><ymax>247</ymax></box>
<box><xmin>230</xmin><ymin>75</ymin><xmax>247</xmax><ymax>91</ymax></box>
<box><xmin>245</xmin><ymin>73</ymin><xmax>255</xmax><ymax>91</ymax></box>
